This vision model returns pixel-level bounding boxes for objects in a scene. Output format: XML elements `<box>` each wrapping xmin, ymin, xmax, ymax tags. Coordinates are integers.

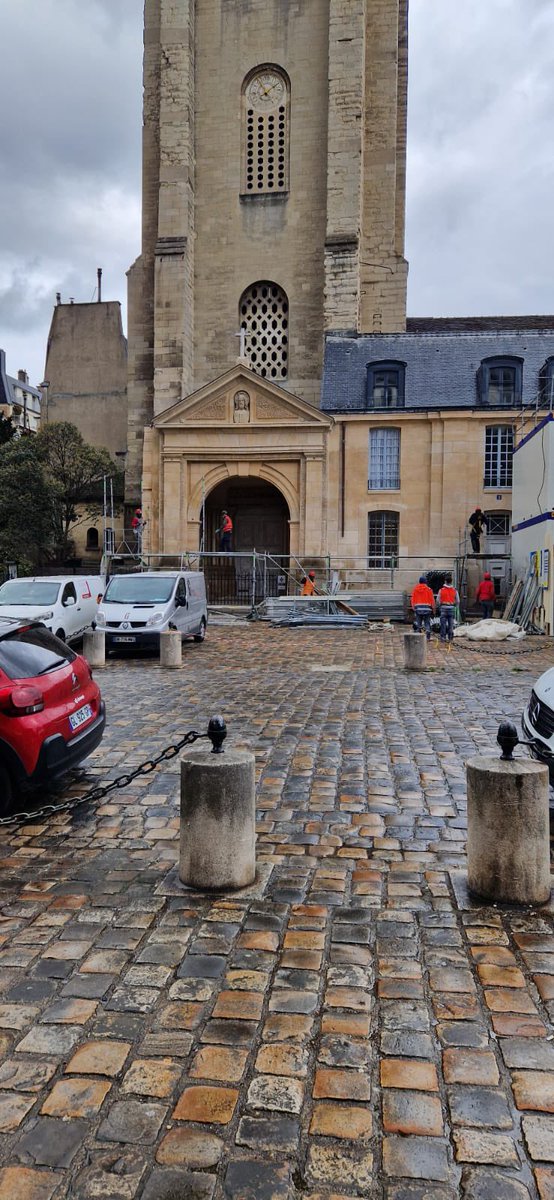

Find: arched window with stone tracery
<box><xmin>240</xmin><ymin>281</ymin><xmax>289</xmax><ymax>380</ymax></box>
<box><xmin>241</xmin><ymin>66</ymin><xmax>290</xmax><ymax>196</ymax></box>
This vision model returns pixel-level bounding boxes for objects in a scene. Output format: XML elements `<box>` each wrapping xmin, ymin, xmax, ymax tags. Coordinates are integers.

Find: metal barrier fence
<box><xmin>107</xmin><ymin>551</ymin><xmax>463</xmax><ymax>610</ymax></box>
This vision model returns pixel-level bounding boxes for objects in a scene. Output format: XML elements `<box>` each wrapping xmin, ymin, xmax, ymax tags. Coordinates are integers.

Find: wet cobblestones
<box><xmin>0</xmin><ymin>626</ymin><xmax>552</xmax><ymax>1197</ymax></box>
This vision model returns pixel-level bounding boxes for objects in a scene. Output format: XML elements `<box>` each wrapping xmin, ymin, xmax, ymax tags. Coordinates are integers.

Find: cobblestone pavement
<box><xmin>0</xmin><ymin>626</ymin><xmax>553</xmax><ymax>1199</ymax></box>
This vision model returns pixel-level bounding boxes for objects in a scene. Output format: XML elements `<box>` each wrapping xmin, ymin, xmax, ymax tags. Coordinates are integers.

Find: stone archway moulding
<box><xmin>188</xmin><ymin>461</ymin><xmax>300</xmax><ymax>524</ymax></box>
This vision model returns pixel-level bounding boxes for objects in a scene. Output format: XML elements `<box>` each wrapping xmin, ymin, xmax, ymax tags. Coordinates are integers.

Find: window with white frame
<box><xmin>484</xmin><ymin>426</ymin><xmax>513</xmax><ymax>488</ymax></box>
<box><xmin>368</xmin><ymin>428</ymin><xmax>400</xmax><ymax>490</ymax></box>
<box><xmin>366</xmin><ymin>361</ymin><xmax>405</xmax><ymax>409</ymax></box>
<box><xmin>485</xmin><ymin>512</ymin><xmax>511</xmax><ymax>537</ymax></box>
<box><xmin>368</xmin><ymin>511</ymin><xmax>399</xmax><ymax>568</ymax></box>
<box><xmin>478</xmin><ymin>357</ymin><xmax>522</xmax><ymax>406</ymax></box>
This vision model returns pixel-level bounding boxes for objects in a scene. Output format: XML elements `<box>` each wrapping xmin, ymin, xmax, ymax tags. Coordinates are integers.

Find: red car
<box><xmin>0</xmin><ymin>618</ymin><xmax>105</xmax><ymax>814</ymax></box>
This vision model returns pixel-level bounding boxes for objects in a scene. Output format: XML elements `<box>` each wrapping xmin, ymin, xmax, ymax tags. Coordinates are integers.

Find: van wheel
<box><xmin>0</xmin><ymin>764</ymin><xmax>14</xmax><ymax>817</ymax></box>
<box><xmin>55</xmin><ymin>629</ymin><xmax>65</xmax><ymax>642</ymax></box>
<box><xmin>194</xmin><ymin>618</ymin><xmax>207</xmax><ymax>643</ymax></box>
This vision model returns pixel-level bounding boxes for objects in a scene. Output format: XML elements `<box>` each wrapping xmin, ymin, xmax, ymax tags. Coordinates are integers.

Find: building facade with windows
<box><xmin>321</xmin><ymin>319</ymin><xmax>554</xmax><ymax>574</ymax></box>
<box><xmin>0</xmin><ymin>351</ymin><xmax>42</xmax><ymax>435</ymax></box>
<box><xmin>127</xmin><ymin>1</ymin><xmax>553</xmax><ymax>581</ymax></box>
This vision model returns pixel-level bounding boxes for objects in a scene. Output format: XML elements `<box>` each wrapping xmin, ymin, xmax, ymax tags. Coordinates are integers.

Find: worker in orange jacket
<box><xmin>476</xmin><ymin>571</ymin><xmax>495</xmax><ymax>619</ymax></box>
<box><xmin>301</xmin><ymin>570</ymin><xmax>317</xmax><ymax>596</ymax></box>
<box><xmin>437</xmin><ymin>574</ymin><xmax>459</xmax><ymax>643</ymax></box>
<box><xmin>216</xmin><ymin>510</ymin><xmax>233</xmax><ymax>552</ymax></box>
<box><xmin>410</xmin><ymin>575</ymin><xmax>435</xmax><ymax>640</ymax></box>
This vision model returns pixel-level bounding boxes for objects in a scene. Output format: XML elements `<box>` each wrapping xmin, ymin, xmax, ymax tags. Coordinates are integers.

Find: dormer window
<box><xmin>478</xmin><ymin>357</ymin><xmax>522</xmax><ymax>407</ymax></box>
<box><xmin>366</xmin><ymin>361</ymin><xmax>405</xmax><ymax>409</ymax></box>
<box><xmin>538</xmin><ymin>358</ymin><xmax>554</xmax><ymax>408</ymax></box>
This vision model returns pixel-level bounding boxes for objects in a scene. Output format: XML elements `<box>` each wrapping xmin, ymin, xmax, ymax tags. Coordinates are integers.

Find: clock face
<box><xmin>246</xmin><ymin>72</ymin><xmax>285</xmax><ymax>111</ymax></box>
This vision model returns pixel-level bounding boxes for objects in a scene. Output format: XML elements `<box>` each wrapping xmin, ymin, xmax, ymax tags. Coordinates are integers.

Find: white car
<box><xmin>0</xmin><ymin>576</ymin><xmax>105</xmax><ymax>645</ymax></box>
<box><xmin>96</xmin><ymin>571</ymin><xmax>208</xmax><ymax>652</ymax></box>
<box><xmin>522</xmin><ymin>667</ymin><xmax>554</xmax><ymax>784</ymax></box>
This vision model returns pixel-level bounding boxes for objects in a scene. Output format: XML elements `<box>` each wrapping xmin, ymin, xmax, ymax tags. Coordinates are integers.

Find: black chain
<box><xmin>450</xmin><ymin>638</ymin><xmax>550</xmax><ymax>656</ymax></box>
<box><xmin>0</xmin><ymin>729</ymin><xmax>209</xmax><ymax>830</ymax></box>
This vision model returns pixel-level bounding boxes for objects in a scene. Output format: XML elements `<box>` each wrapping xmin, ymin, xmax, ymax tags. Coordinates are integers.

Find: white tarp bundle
<box><xmin>454</xmin><ymin>619</ymin><xmax>525</xmax><ymax>641</ymax></box>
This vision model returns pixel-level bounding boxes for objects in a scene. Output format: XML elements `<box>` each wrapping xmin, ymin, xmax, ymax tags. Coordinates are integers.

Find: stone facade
<box><xmin>126</xmin><ymin>0</ymin><xmax>409</xmax><ymax>542</ymax></box>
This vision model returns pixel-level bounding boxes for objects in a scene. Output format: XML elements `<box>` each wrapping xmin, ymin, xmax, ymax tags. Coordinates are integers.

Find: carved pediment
<box><xmin>181</xmin><ymin>395</ymin><xmax>228</xmax><ymax>423</ymax></box>
<box><xmin>154</xmin><ymin>365</ymin><xmax>333</xmax><ymax>429</ymax></box>
<box><xmin>255</xmin><ymin>395</ymin><xmax>301</xmax><ymax>421</ymax></box>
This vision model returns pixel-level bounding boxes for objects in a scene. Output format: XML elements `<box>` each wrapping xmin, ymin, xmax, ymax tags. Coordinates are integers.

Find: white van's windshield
<box><xmin>0</xmin><ymin>581</ymin><xmax>61</xmax><ymax>606</ymax></box>
<box><xmin>104</xmin><ymin>577</ymin><xmax>175</xmax><ymax>604</ymax></box>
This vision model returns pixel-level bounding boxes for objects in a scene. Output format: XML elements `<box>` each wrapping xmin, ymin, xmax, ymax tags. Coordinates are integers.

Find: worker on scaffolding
<box><xmin>301</xmin><ymin>569</ymin><xmax>317</xmax><ymax>596</ymax></box>
<box><xmin>216</xmin><ymin>511</ymin><xmax>233</xmax><ymax>553</ymax></box>
<box><xmin>410</xmin><ymin>575</ymin><xmax>435</xmax><ymax>640</ymax></box>
<box><xmin>468</xmin><ymin>507</ymin><xmax>489</xmax><ymax>554</ymax></box>
<box><xmin>131</xmin><ymin>507</ymin><xmax>145</xmax><ymax>554</ymax></box>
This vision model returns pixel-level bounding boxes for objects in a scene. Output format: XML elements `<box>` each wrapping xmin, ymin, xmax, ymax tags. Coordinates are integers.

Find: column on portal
<box><xmin>142</xmin><ymin>427</ymin><xmax>161</xmax><ymax>554</ymax></box>
<box><xmin>303</xmin><ymin>455</ymin><xmax>325</xmax><ymax>555</ymax></box>
<box><xmin>162</xmin><ymin>454</ymin><xmax>184</xmax><ymax>554</ymax></box>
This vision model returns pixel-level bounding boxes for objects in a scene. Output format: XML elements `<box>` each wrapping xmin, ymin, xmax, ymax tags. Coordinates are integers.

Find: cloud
<box><xmin>0</xmin><ymin>0</ymin><xmax>142</xmax><ymax>383</ymax></box>
<box><xmin>407</xmin><ymin>0</ymin><xmax>554</xmax><ymax>316</ymax></box>
<box><xmin>1</xmin><ymin>0</ymin><xmax>554</xmax><ymax>386</ymax></box>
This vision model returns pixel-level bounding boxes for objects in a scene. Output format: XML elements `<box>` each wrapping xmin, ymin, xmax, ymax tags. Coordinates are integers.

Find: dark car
<box><xmin>0</xmin><ymin>618</ymin><xmax>105</xmax><ymax>814</ymax></box>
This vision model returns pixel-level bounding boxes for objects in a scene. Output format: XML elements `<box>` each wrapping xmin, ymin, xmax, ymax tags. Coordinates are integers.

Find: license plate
<box><xmin>114</xmin><ymin>635</ymin><xmax>136</xmax><ymax>643</ymax></box>
<box><xmin>69</xmin><ymin>704</ymin><xmax>93</xmax><ymax>732</ymax></box>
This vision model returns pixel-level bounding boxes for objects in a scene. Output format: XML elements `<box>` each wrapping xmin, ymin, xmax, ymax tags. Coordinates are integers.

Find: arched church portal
<box><xmin>203</xmin><ymin>477</ymin><xmax>290</xmax><ymax>555</ymax></box>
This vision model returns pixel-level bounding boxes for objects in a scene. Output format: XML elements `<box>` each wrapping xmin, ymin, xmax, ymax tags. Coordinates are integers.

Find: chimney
<box><xmin>17</xmin><ymin>369</ymin><xmax>28</xmax><ymax>384</ymax></box>
<box><xmin>56</xmin><ymin>292</ymin><xmax>61</xmax><ymax>305</ymax></box>
<box><xmin>97</xmin><ymin>267</ymin><xmax>102</xmax><ymax>303</ymax></box>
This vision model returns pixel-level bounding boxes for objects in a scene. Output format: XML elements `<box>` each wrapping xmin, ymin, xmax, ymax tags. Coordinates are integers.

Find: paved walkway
<box><xmin>0</xmin><ymin>627</ymin><xmax>553</xmax><ymax>1199</ymax></box>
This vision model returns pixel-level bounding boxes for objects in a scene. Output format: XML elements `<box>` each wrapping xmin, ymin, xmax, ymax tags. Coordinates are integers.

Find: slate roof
<box><xmin>321</xmin><ymin>323</ymin><xmax>554</xmax><ymax>413</ymax></box>
<box><xmin>0</xmin><ymin>349</ymin><xmax>41</xmax><ymax>410</ymax></box>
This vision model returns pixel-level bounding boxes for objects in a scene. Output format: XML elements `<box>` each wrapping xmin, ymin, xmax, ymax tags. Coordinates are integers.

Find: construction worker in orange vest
<box><xmin>217</xmin><ymin>510</ymin><xmax>233</xmax><ymax>552</ymax></box>
<box><xmin>410</xmin><ymin>575</ymin><xmax>435</xmax><ymax>640</ymax></box>
<box><xmin>437</xmin><ymin>574</ymin><xmax>459</xmax><ymax>643</ymax></box>
<box><xmin>301</xmin><ymin>570</ymin><xmax>317</xmax><ymax>596</ymax></box>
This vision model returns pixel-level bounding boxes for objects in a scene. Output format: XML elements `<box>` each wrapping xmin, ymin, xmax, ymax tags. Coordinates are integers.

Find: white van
<box><xmin>0</xmin><ymin>576</ymin><xmax>105</xmax><ymax>644</ymax></box>
<box><xmin>96</xmin><ymin>571</ymin><xmax>208</xmax><ymax>651</ymax></box>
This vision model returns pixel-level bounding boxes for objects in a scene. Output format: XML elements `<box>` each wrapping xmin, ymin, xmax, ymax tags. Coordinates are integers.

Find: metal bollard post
<box><xmin>160</xmin><ymin>629</ymin><xmax>182</xmax><ymax>669</ymax></box>
<box><xmin>83</xmin><ymin>627</ymin><xmax>105</xmax><ymax>668</ymax></box>
<box><xmin>180</xmin><ymin>718</ymin><xmax>256</xmax><ymax>891</ymax></box>
<box><xmin>466</xmin><ymin>723</ymin><xmax>551</xmax><ymax>905</ymax></box>
<box><xmin>403</xmin><ymin>631</ymin><xmax>427</xmax><ymax>670</ymax></box>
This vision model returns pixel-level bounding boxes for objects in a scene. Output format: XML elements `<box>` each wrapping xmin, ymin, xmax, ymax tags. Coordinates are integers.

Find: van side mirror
<box><xmin>64</xmin><ymin>596</ymin><xmax>76</xmax><ymax>607</ymax></box>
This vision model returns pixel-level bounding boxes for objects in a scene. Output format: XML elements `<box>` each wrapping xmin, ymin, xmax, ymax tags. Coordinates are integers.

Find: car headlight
<box><xmin>146</xmin><ymin>613</ymin><xmax>164</xmax><ymax>627</ymax></box>
<box><xmin>36</xmin><ymin>610</ymin><xmax>53</xmax><ymax>621</ymax></box>
<box><xmin>96</xmin><ymin>611</ymin><xmax>106</xmax><ymax>627</ymax></box>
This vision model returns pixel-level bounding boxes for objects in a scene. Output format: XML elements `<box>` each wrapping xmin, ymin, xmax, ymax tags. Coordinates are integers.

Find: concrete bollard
<box><xmin>404</xmin><ymin>632</ymin><xmax>427</xmax><ymax>670</ymax></box>
<box><xmin>160</xmin><ymin>629</ymin><xmax>182</xmax><ymax>669</ymax></box>
<box><xmin>180</xmin><ymin>746</ymin><xmax>256</xmax><ymax>891</ymax></box>
<box><xmin>467</xmin><ymin>756</ymin><xmax>551</xmax><ymax>905</ymax></box>
<box><xmin>83</xmin><ymin>628</ymin><xmax>105</xmax><ymax>668</ymax></box>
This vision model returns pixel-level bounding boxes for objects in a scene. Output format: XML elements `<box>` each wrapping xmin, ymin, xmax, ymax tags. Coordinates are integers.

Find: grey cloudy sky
<box><xmin>1</xmin><ymin>0</ymin><xmax>553</xmax><ymax>386</ymax></box>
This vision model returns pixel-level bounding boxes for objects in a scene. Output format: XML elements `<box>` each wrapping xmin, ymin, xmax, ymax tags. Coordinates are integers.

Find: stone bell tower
<box><xmin>126</xmin><ymin>0</ymin><xmax>408</xmax><ymax>505</ymax></box>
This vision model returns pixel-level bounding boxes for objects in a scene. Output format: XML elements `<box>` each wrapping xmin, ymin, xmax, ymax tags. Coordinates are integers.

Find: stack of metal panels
<box><xmin>265</xmin><ymin>592</ymin><xmax>406</xmax><ymax>625</ymax></box>
<box><xmin>345</xmin><ymin>592</ymin><xmax>407</xmax><ymax>621</ymax></box>
<box><xmin>503</xmin><ymin>575</ymin><xmax>543</xmax><ymax>630</ymax></box>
